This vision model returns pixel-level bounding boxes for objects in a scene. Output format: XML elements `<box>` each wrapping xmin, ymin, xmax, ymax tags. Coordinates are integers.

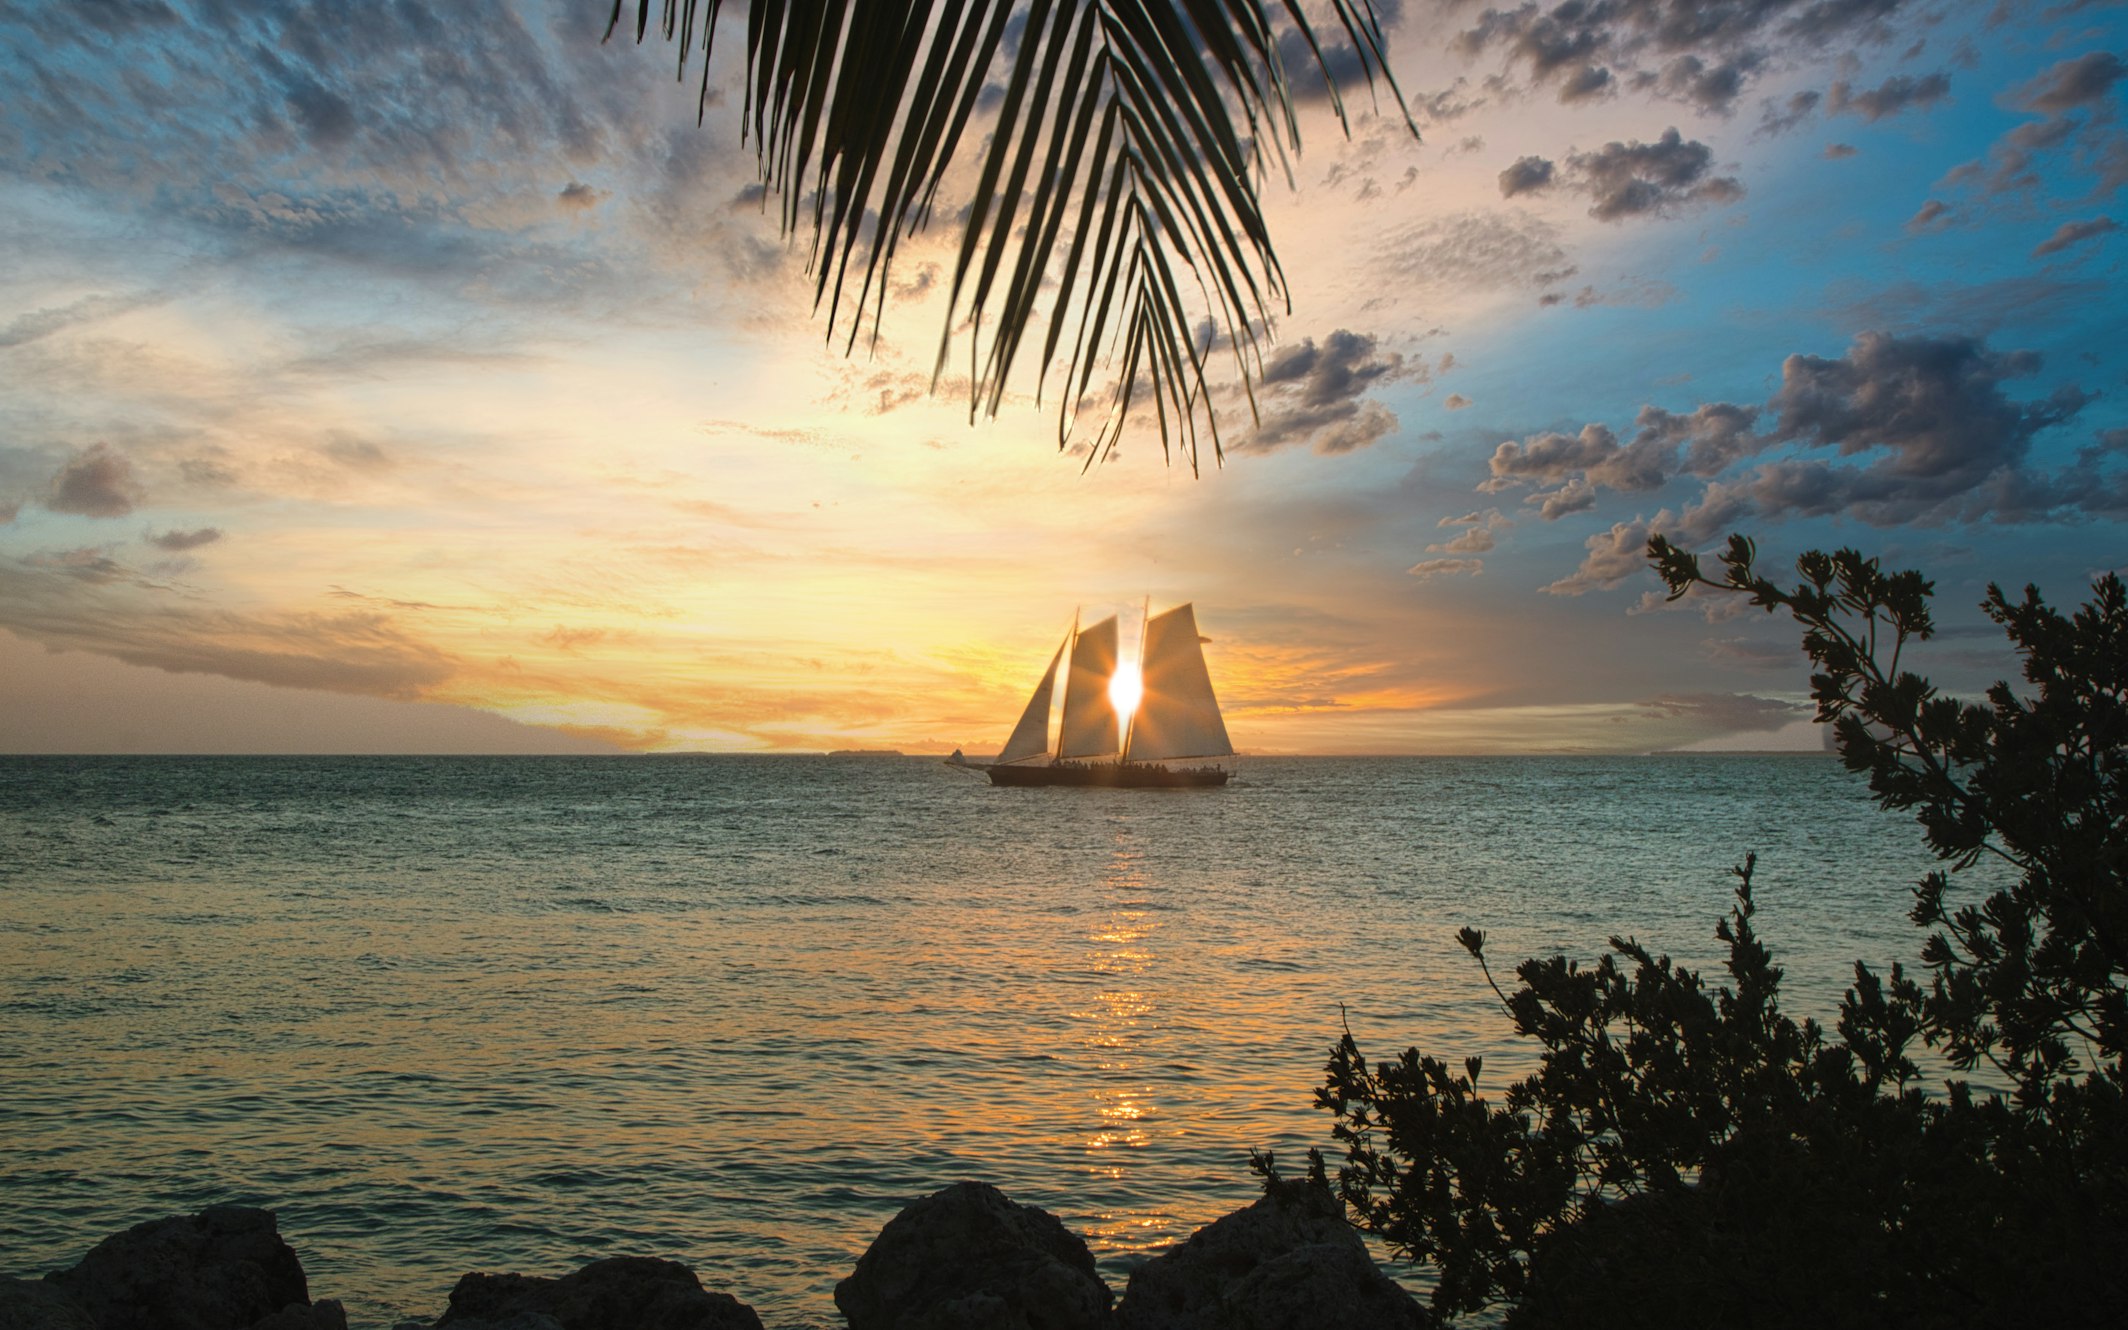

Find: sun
<box><xmin>1109</xmin><ymin>661</ymin><xmax>1143</xmax><ymax>731</ymax></box>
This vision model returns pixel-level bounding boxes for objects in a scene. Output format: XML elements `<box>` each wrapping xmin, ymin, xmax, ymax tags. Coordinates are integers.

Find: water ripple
<box><xmin>0</xmin><ymin>754</ymin><xmax>1979</xmax><ymax>1329</ymax></box>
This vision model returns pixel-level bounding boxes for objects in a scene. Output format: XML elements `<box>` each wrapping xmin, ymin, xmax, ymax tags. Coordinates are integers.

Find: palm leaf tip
<box><xmin>623</xmin><ymin>0</ymin><xmax>1412</xmax><ymax>471</ymax></box>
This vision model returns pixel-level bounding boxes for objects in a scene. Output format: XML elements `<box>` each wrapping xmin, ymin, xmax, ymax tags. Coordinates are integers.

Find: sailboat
<box><xmin>959</xmin><ymin>604</ymin><xmax>1235</xmax><ymax>788</ymax></box>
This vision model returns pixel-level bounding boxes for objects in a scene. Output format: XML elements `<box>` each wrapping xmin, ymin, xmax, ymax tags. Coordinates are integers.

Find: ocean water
<box><xmin>0</xmin><ymin>755</ymin><xmax>1970</xmax><ymax>1326</ymax></box>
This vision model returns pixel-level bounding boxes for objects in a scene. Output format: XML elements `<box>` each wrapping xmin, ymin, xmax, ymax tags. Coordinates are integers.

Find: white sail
<box><xmin>997</xmin><ymin>638</ymin><xmax>1065</xmax><ymax>764</ymax></box>
<box><xmin>1057</xmin><ymin>615</ymin><xmax>1120</xmax><ymax>758</ymax></box>
<box><xmin>1123</xmin><ymin>603</ymin><xmax>1232</xmax><ymax>762</ymax></box>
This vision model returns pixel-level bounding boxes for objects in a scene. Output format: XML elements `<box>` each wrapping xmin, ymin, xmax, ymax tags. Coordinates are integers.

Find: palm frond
<box><xmin>609</xmin><ymin>0</ymin><xmax>1412</xmax><ymax>473</ymax></box>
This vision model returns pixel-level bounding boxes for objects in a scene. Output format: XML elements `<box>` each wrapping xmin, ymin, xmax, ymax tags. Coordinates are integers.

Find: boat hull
<box><xmin>985</xmin><ymin>761</ymin><xmax>1229</xmax><ymax>788</ymax></box>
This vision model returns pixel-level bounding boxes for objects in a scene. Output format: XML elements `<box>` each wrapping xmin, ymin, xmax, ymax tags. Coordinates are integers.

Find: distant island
<box><xmin>826</xmin><ymin>748</ymin><xmax>906</xmax><ymax>757</ymax></box>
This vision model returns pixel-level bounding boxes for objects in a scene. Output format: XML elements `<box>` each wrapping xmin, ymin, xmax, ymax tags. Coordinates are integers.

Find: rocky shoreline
<box><xmin>1</xmin><ymin>1181</ymin><xmax>1428</xmax><ymax>1330</ymax></box>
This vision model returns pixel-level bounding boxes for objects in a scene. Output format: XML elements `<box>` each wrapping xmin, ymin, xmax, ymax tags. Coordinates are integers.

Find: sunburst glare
<box><xmin>1109</xmin><ymin>661</ymin><xmax>1143</xmax><ymax>735</ymax></box>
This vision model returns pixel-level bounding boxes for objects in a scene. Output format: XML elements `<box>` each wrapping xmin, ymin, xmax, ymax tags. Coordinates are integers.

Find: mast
<box><xmin>1051</xmin><ymin>607</ymin><xmax>1077</xmax><ymax>760</ymax></box>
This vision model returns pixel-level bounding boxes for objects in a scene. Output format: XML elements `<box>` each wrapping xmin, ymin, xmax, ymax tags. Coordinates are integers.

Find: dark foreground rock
<box><xmin>0</xmin><ymin>1277</ymin><xmax>100</xmax><ymax>1330</ymax></box>
<box><xmin>432</xmin><ymin>1257</ymin><xmax>763</xmax><ymax>1330</ymax></box>
<box><xmin>1118</xmin><ymin>1184</ymin><xmax>1426</xmax><ymax>1330</ymax></box>
<box><xmin>22</xmin><ymin>1207</ymin><xmax>343</xmax><ymax>1330</ymax></box>
<box><xmin>835</xmin><ymin>1182</ymin><xmax>1114</xmax><ymax>1330</ymax></box>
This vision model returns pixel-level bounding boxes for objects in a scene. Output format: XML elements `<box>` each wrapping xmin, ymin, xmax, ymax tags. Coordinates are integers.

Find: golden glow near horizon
<box><xmin>5</xmin><ymin>2</ymin><xmax>2107</xmax><ymax>757</ymax></box>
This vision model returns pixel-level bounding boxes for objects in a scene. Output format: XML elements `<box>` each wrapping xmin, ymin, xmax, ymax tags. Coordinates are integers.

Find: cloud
<box><xmin>557</xmin><ymin>180</ymin><xmax>608</xmax><ymax>212</ymax></box>
<box><xmin>147</xmin><ymin>527</ymin><xmax>223</xmax><ymax>552</ymax></box>
<box><xmin>1827</xmin><ymin>71</ymin><xmax>1952</xmax><ymax>121</ymax></box>
<box><xmin>2014</xmin><ymin>51</ymin><xmax>2125</xmax><ymax>114</ymax></box>
<box><xmin>1565</xmin><ymin>130</ymin><xmax>1746</xmax><ymax>221</ymax></box>
<box><xmin>1632</xmin><ymin>54</ymin><xmax>1761</xmax><ymax>116</ymax></box>
<box><xmin>1764</xmin><ymin>333</ymin><xmax>2074</xmax><ymax>497</ymax></box>
<box><xmin>1407</xmin><ymin>558</ymin><xmax>1484</xmax><ymax>580</ymax></box>
<box><xmin>322</xmin><ymin>436</ymin><xmax>395</xmax><ymax>472</ymax></box>
<box><xmin>1569</xmin><ymin>277</ymin><xmax>1681</xmax><ymax>308</ymax></box>
<box><xmin>1483</xmin><ymin>404</ymin><xmax>1755</xmax><ymax>504</ymax></box>
<box><xmin>1823</xmin><ymin>142</ymin><xmax>1858</xmax><ymax>159</ymax></box>
<box><xmin>1637</xmin><ymin>691</ymin><xmax>1807</xmax><ymax>732</ymax></box>
<box><xmin>2031</xmin><ymin>216</ymin><xmax>2118</xmax><ymax>256</ymax></box>
<box><xmin>1906</xmin><ymin>199</ymin><xmax>1953</xmax><ymax>232</ymax></box>
<box><xmin>0</xmin><ymin>553</ymin><xmax>457</xmax><ymax>699</ymax></box>
<box><xmin>1272</xmin><ymin>0</ymin><xmax>1412</xmax><ymax>105</ymax></box>
<box><xmin>1543</xmin><ymin>486</ymin><xmax>1750</xmax><ymax>596</ymax></box>
<box><xmin>1238</xmin><ymin>331</ymin><xmax>1410</xmax><ymax>455</ymax></box>
<box><xmin>1498</xmin><ymin>332</ymin><xmax>2111</xmax><ymax>583</ymax></box>
<box><xmin>47</xmin><ymin>444</ymin><xmax>145</xmax><ymax>518</ymax></box>
<box><xmin>1444</xmin><ymin>393</ymin><xmax>1473</xmax><ymax>410</ymax></box>
<box><xmin>1757</xmin><ymin>89</ymin><xmax>1822</xmax><ymax>137</ymax></box>
<box><xmin>1427</xmin><ymin>508</ymin><xmax>1513</xmax><ymax>555</ymax></box>
<box><xmin>0</xmin><ymin>289</ymin><xmax>172</xmax><ymax>349</ymax></box>
<box><xmin>1944</xmin><ymin>50</ymin><xmax>2128</xmax><ymax>199</ymax></box>
<box><xmin>1499</xmin><ymin>155</ymin><xmax>1556</xmax><ymax>198</ymax></box>
<box><xmin>1702</xmin><ymin>636</ymin><xmax>1801</xmax><ymax>670</ymax></box>
<box><xmin>1379</xmin><ymin>211</ymin><xmax>1579</xmax><ymax>295</ymax></box>
<box><xmin>1452</xmin><ymin>0</ymin><xmax>1923</xmax><ymax>113</ymax></box>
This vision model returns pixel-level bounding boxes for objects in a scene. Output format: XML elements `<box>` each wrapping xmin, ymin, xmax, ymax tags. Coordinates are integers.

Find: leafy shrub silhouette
<box><xmin>1280</xmin><ymin>537</ymin><xmax>2127</xmax><ymax>1326</ymax></box>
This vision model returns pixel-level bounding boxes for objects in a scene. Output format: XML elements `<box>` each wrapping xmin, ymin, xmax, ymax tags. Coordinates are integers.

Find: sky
<box><xmin>2</xmin><ymin>0</ymin><xmax>2124</xmax><ymax>755</ymax></box>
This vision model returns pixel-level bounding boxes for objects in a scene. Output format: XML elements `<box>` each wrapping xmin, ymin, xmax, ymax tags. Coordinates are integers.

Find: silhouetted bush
<box><xmin>1280</xmin><ymin>538</ymin><xmax>2127</xmax><ymax>1325</ymax></box>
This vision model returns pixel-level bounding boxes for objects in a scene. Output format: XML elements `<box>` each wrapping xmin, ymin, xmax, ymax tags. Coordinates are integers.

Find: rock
<box><xmin>434</xmin><ymin>1257</ymin><xmax>762</xmax><ymax>1330</ymax></box>
<box><xmin>1117</xmin><ymin>1184</ymin><xmax>1424</xmax><ymax>1330</ymax></box>
<box><xmin>0</xmin><ymin>1276</ymin><xmax>98</xmax><ymax>1330</ymax></box>
<box><xmin>834</xmin><ymin>1182</ymin><xmax>1113</xmax><ymax>1330</ymax></box>
<box><xmin>44</xmin><ymin>1207</ymin><xmax>314</xmax><ymax>1330</ymax></box>
<box><xmin>1226</xmin><ymin>1244</ymin><xmax>1425</xmax><ymax>1330</ymax></box>
<box><xmin>246</xmin><ymin>1302</ymin><xmax>348</xmax><ymax>1330</ymax></box>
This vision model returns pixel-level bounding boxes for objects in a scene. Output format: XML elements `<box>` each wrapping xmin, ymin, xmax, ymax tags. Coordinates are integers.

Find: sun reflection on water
<box><xmin>1076</xmin><ymin>836</ymin><xmax>1179</xmax><ymax>1262</ymax></box>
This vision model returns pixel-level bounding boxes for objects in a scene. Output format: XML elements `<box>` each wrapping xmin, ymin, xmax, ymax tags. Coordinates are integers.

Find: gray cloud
<box><xmin>1906</xmin><ymin>199</ymin><xmax>1952</xmax><ymax>231</ymax></box>
<box><xmin>1637</xmin><ymin>691</ymin><xmax>1807</xmax><ymax>732</ymax></box>
<box><xmin>0</xmin><ymin>0</ymin><xmax>722</xmax><ymax>327</ymax></box>
<box><xmin>0</xmin><ymin>552</ymin><xmax>457</xmax><ymax>699</ymax></box>
<box><xmin>1271</xmin><ymin>0</ymin><xmax>1410</xmax><ymax>105</ymax></box>
<box><xmin>1543</xmin><ymin>485</ymin><xmax>1752</xmax><ymax>596</ymax></box>
<box><xmin>1486</xmin><ymin>400</ymin><xmax>1760</xmax><ymax>506</ymax></box>
<box><xmin>1240</xmin><ymin>331</ymin><xmax>1410</xmax><ymax>455</ymax></box>
<box><xmin>1765</xmin><ymin>333</ymin><xmax>2075</xmax><ymax>497</ymax></box>
<box><xmin>1944</xmin><ymin>50</ymin><xmax>2127</xmax><ymax>199</ymax></box>
<box><xmin>1484</xmin><ymin>422</ymin><xmax>1672</xmax><ymax>495</ymax></box>
<box><xmin>148</xmin><ymin>527</ymin><xmax>223</xmax><ymax>552</ymax></box>
<box><xmin>1499</xmin><ymin>155</ymin><xmax>1557</xmax><ymax>197</ymax></box>
<box><xmin>1631</xmin><ymin>53</ymin><xmax>1761</xmax><ymax>116</ymax></box>
<box><xmin>1426</xmin><ymin>508</ymin><xmax>1512</xmax><ymax>556</ymax></box>
<box><xmin>1380</xmin><ymin>211</ymin><xmax>1578</xmax><ymax>295</ymax></box>
<box><xmin>2031</xmin><ymin>215</ymin><xmax>2118</xmax><ymax>256</ymax></box>
<box><xmin>1454</xmin><ymin>0</ymin><xmax>1926</xmax><ymax>113</ymax></box>
<box><xmin>47</xmin><ymin>444</ymin><xmax>145</xmax><ymax>518</ymax></box>
<box><xmin>1757</xmin><ymin>89</ymin><xmax>1822</xmax><ymax>137</ymax></box>
<box><xmin>1827</xmin><ymin>70</ymin><xmax>1951</xmax><ymax>121</ymax></box>
<box><xmin>558</xmin><ymin>180</ymin><xmax>607</xmax><ymax>211</ymax></box>
<box><xmin>1499</xmin><ymin>331</ymin><xmax>2113</xmax><ymax>598</ymax></box>
<box><xmin>1407</xmin><ymin>557</ymin><xmax>1484</xmax><ymax>580</ymax></box>
<box><xmin>1566</xmin><ymin>129</ymin><xmax>1746</xmax><ymax>221</ymax></box>
<box><xmin>322</xmin><ymin>436</ymin><xmax>394</xmax><ymax>472</ymax></box>
<box><xmin>2014</xmin><ymin>51</ymin><xmax>2125</xmax><ymax>114</ymax></box>
<box><xmin>0</xmin><ymin>289</ymin><xmax>172</xmax><ymax>349</ymax></box>
<box><xmin>1703</xmin><ymin>636</ymin><xmax>1803</xmax><ymax>669</ymax></box>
